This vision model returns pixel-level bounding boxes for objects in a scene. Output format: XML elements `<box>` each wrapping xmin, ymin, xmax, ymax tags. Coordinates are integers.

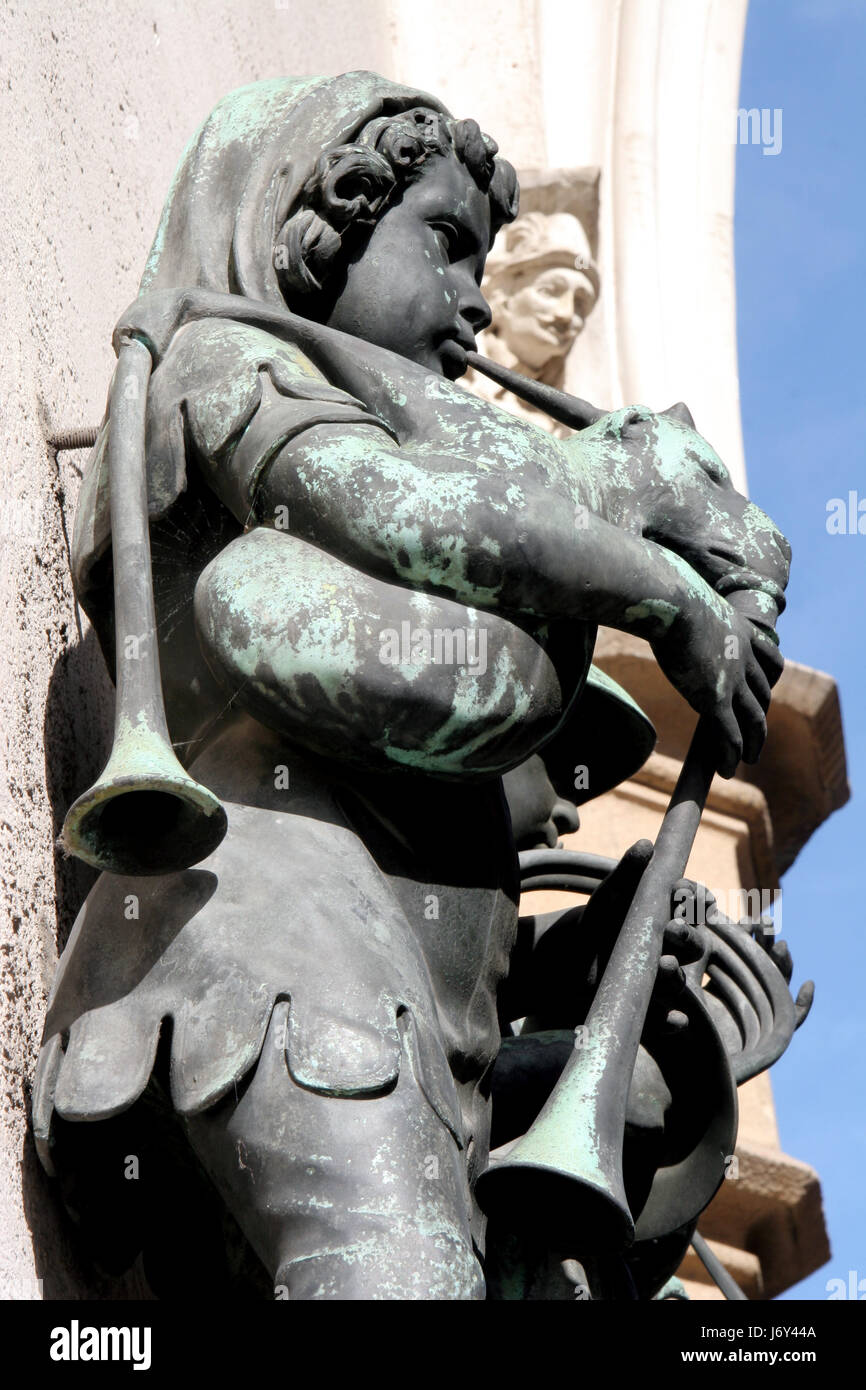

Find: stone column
<box><xmin>537</xmin><ymin>0</ymin><xmax>750</xmax><ymax>491</ymax></box>
<box><xmin>466</xmin><ymin>0</ymin><xmax>844</xmax><ymax>1298</ymax></box>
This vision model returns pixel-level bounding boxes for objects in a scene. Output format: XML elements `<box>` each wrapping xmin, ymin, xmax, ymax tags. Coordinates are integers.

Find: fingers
<box><xmin>663</xmin><ymin>919</ymin><xmax>706</xmax><ymax>965</ymax></box>
<box><xmin>587</xmin><ymin>839</ymin><xmax>652</xmax><ymax>920</ymax></box>
<box><xmin>722</xmin><ymin>615</ymin><xmax>781</xmax><ymax>769</ymax></box>
<box><xmin>734</xmin><ymin>689</ymin><xmax>768</xmax><ymax>765</ymax></box>
<box><xmin>769</xmin><ymin>938</ymin><xmax>794</xmax><ymax>984</ymax></box>
<box><xmin>666</xmin><ymin>880</ymin><xmax>710</xmax><ymax>975</ymax></box>
<box><xmin>647</xmin><ymin>955</ymin><xmax>690</xmax><ymax>1036</ymax></box>
<box><xmin>750</xmin><ymin>628</ymin><xmax>784</xmax><ymax>689</ymax></box>
<box><xmin>712</xmin><ymin>707</ymin><xmax>743</xmax><ymax>778</ymax></box>
<box><xmin>713</xmin><ymin>675</ymin><xmax>767</xmax><ymax>774</ymax></box>
<box><xmin>745</xmin><ymin>658</ymin><xmax>772</xmax><ymax>712</ymax></box>
<box><xmin>794</xmin><ymin>981</ymin><xmax>814</xmax><ymax>1029</ymax></box>
<box><xmin>659</xmin><ymin>1010</ymin><xmax>689</xmax><ymax>1034</ymax></box>
<box><xmin>671</xmin><ymin>876</ymin><xmax>718</xmax><ymax>923</ymax></box>
<box><xmin>620</xmin><ymin>838</ymin><xmax>655</xmax><ymax>872</ymax></box>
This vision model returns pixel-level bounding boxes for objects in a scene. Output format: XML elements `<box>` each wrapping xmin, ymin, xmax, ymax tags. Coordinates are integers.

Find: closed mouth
<box><xmin>436</xmin><ymin>331</ymin><xmax>476</xmax><ymax>378</ymax></box>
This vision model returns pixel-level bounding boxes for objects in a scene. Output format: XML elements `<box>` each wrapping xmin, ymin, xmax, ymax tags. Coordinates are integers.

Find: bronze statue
<box><xmin>34</xmin><ymin>72</ymin><xmax>808</xmax><ymax>1300</ymax></box>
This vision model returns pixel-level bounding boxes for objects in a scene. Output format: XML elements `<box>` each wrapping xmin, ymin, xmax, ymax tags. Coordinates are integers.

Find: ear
<box><xmin>315</xmin><ymin>147</ymin><xmax>395</xmax><ymax>229</ymax></box>
<box><xmin>660</xmin><ymin>401</ymin><xmax>696</xmax><ymax>428</ymax></box>
<box><xmin>485</xmin><ymin>284</ymin><xmax>507</xmax><ymax>326</ymax></box>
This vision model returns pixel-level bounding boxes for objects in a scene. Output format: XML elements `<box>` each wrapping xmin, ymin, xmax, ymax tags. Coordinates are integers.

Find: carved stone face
<box><xmin>322</xmin><ymin>152</ymin><xmax>492</xmax><ymax>379</ymax></box>
<box><xmin>497</xmin><ymin>263</ymin><xmax>597</xmax><ymax>371</ymax></box>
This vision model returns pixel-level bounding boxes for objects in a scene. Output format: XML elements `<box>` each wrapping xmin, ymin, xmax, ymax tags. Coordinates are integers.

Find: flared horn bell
<box><xmin>477</xmin><ymin>1039</ymin><xmax>636</xmax><ymax>1251</ymax></box>
<box><xmin>61</xmin><ymin>334</ymin><xmax>228</xmax><ymax>879</ymax></box>
<box><xmin>61</xmin><ymin>735</ymin><xmax>228</xmax><ymax>877</ymax></box>
<box><xmin>478</xmin><ymin>725</ymin><xmax>723</xmax><ymax>1253</ymax></box>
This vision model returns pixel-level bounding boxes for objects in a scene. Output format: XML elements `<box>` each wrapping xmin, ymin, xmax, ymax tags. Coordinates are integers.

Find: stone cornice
<box><xmin>696</xmin><ymin>1141</ymin><xmax>831</xmax><ymax>1300</ymax></box>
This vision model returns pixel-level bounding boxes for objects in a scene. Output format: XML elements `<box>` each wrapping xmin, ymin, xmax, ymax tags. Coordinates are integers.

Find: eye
<box><xmin>430</xmin><ymin>221</ymin><xmax>460</xmax><ymax>260</ymax></box>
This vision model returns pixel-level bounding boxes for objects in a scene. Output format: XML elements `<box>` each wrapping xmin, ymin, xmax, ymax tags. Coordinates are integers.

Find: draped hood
<box><xmin>71</xmin><ymin>72</ymin><xmax>456</xmax><ymax>611</ymax></box>
<box><xmin>138</xmin><ymin>72</ymin><xmax>451</xmax><ymax>302</ymax></box>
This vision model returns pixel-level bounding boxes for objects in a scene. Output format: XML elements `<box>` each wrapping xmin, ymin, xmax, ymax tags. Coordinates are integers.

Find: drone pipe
<box><xmin>464</xmin><ymin>350</ymin><xmax>606</xmax><ymax>430</ymax></box>
<box><xmin>60</xmin><ymin>337</ymin><xmax>227</xmax><ymax>877</ymax></box>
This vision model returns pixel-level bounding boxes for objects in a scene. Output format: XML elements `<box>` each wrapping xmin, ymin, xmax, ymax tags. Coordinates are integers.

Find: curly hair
<box><xmin>273</xmin><ymin>106</ymin><xmax>519</xmax><ymax>303</ymax></box>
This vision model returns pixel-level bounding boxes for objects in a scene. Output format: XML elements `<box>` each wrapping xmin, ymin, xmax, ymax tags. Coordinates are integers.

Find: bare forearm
<box><xmin>254</xmin><ymin>424</ymin><xmax>724</xmax><ymax>641</ymax></box>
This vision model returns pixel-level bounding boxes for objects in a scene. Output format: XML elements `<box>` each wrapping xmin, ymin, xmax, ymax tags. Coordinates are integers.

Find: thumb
<box><xmin>587</xmin><ymin>838</ymin><xmax>653</xmax><ymax>921</ymax></box>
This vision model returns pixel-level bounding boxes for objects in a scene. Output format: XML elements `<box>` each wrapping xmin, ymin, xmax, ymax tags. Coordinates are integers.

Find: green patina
<box><xmin>384</xmin><ymin>644</ymin><xmax>534</xmax><ymax>773</ymax></box>
<box><xmin>623</xmin><ymin>598</ymin><xmax>679</xmax><ymax>631</ymax></box>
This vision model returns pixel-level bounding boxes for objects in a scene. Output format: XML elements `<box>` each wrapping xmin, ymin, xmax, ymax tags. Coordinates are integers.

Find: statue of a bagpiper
<box><xmin>34</xmin><ymin>72</ymin><xmax>810</xmax><ymax>1300</ymax></box>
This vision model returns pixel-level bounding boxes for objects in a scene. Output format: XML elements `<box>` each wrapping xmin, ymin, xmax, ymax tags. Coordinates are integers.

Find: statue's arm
<box><xmin>564</xmin><ymin>409</ymin><xmax>791</xmax><ymax>632</ymax></box>
<box><xmin>254</xmin><ymin>421</ymin><xmax>718</xmax><ymax>633</ymax></box>
<box><xmin>244</xmin><ymin>422</ymin><xmax>780</xmax><ymax>774</ymax></box>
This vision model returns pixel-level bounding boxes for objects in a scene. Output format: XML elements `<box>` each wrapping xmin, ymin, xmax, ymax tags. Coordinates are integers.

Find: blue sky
<box><xmin>735</xmin><ymin>0</ymin><xmax>865</xmax><ymax>1300</ymax></box>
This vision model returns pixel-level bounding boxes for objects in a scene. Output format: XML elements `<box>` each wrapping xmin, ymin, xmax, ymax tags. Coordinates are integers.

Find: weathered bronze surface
<box><xmin>35</xmin><ymin>72</ymin><xmax>809</xmax><ymax>1300</ymax></box>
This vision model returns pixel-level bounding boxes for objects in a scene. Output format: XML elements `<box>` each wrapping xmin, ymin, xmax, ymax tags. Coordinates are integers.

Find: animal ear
<box><xmin>661</xmin><ymin>401</ymin><xmax>696</xmax><ymax>428</ymax></box>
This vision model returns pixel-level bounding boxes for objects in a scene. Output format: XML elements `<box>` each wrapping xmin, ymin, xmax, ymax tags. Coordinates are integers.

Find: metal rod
<box><xmin>60</xmin><ymin>335</ymin><xmax>228</xmax><ymax>875</ymax></box>
<box><xmin>47</xmin><ymin>426</ymin><xmax>100</xmax><ymax>451</ymax></box>
<box><xmin>519</xmin><ymin>848</ymin><xmax>616</xmax><ymax>897</ymax></box>
<box><xmin>519</xmin><ymin>875</ymin><xmax>607</xmax><ymax>896</ymax></box>
<box><xmin>518</xmin><ymin>849</ymin><xmax>617</xmax><ymax>882</ymax></box>
<box><xmin>476</xmin><ymin>717</ymin><xmax>721</xmax><ymax>1248</ymax></box>
<box><xmin>581</xmin><ymin>717</ymin><xmax>718</xmax><ymax>1114</ymax></box>
<box><xmin>691</xmin><ymin>1232</ymin><xmax>749</xmax><ymax>1301</ymax></box>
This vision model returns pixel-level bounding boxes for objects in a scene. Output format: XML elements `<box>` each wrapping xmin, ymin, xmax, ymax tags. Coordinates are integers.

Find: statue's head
<box><xmin>139</xmin><ymin>75</ymin><xmax>518</xmax><ymax>381</ymax></box>
<box><xmin>272</xmin><ymin>107</ymin><xmax>519</xmax><ymax>378</ymax></box>
<box><xmin>483</xmin><ymin>211</ymin><xmax>599</xmax><ymax>371</ymax></box>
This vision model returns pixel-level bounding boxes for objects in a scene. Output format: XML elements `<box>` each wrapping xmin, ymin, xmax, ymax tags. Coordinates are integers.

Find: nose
<box><xmin>551</xmin><ymin>798</ymin><xmax>580</xmax><ymax>837</ymax></box>
<box><xmin>552</xmin><ymin>290</ymin><xmax>576</xmax><ymax>327</ymax></box>
<box><xmin>458</xmin><ymin>274</ymin><xmax>492</xmax><ymax>334</ymax></box>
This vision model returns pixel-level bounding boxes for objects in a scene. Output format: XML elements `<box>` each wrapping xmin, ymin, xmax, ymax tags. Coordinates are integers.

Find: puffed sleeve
<box><xmin>72</xmin><ymin>316</ymin><xmax>397</xmax><ymax>608</ymax></box>
<box><xmin>145</xmin><ymin>318</ymin><xmax>396</xmax><ymax>527</ymax></box>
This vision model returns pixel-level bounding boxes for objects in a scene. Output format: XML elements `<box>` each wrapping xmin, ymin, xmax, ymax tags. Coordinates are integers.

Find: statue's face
<box><xmin>322</xmin><ymin>153</ymin><xmax>492</xmax><ymax>379</ymax></box>
<box><xmin>502</xmin><ymin>755</ymin><xmax>580</xmax><ymax>851</ymax></box>
<box><xmin>498</xmin><ymin>264</ymin><xmax>596</xmax><ymax>370</ymax></box>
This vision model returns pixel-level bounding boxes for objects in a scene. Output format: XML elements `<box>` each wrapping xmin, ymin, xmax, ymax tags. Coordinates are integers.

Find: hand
<box><xmin>652</xmin><ymin>589</ymin><xmax>783</xmax><ymax>777</ymax></box>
